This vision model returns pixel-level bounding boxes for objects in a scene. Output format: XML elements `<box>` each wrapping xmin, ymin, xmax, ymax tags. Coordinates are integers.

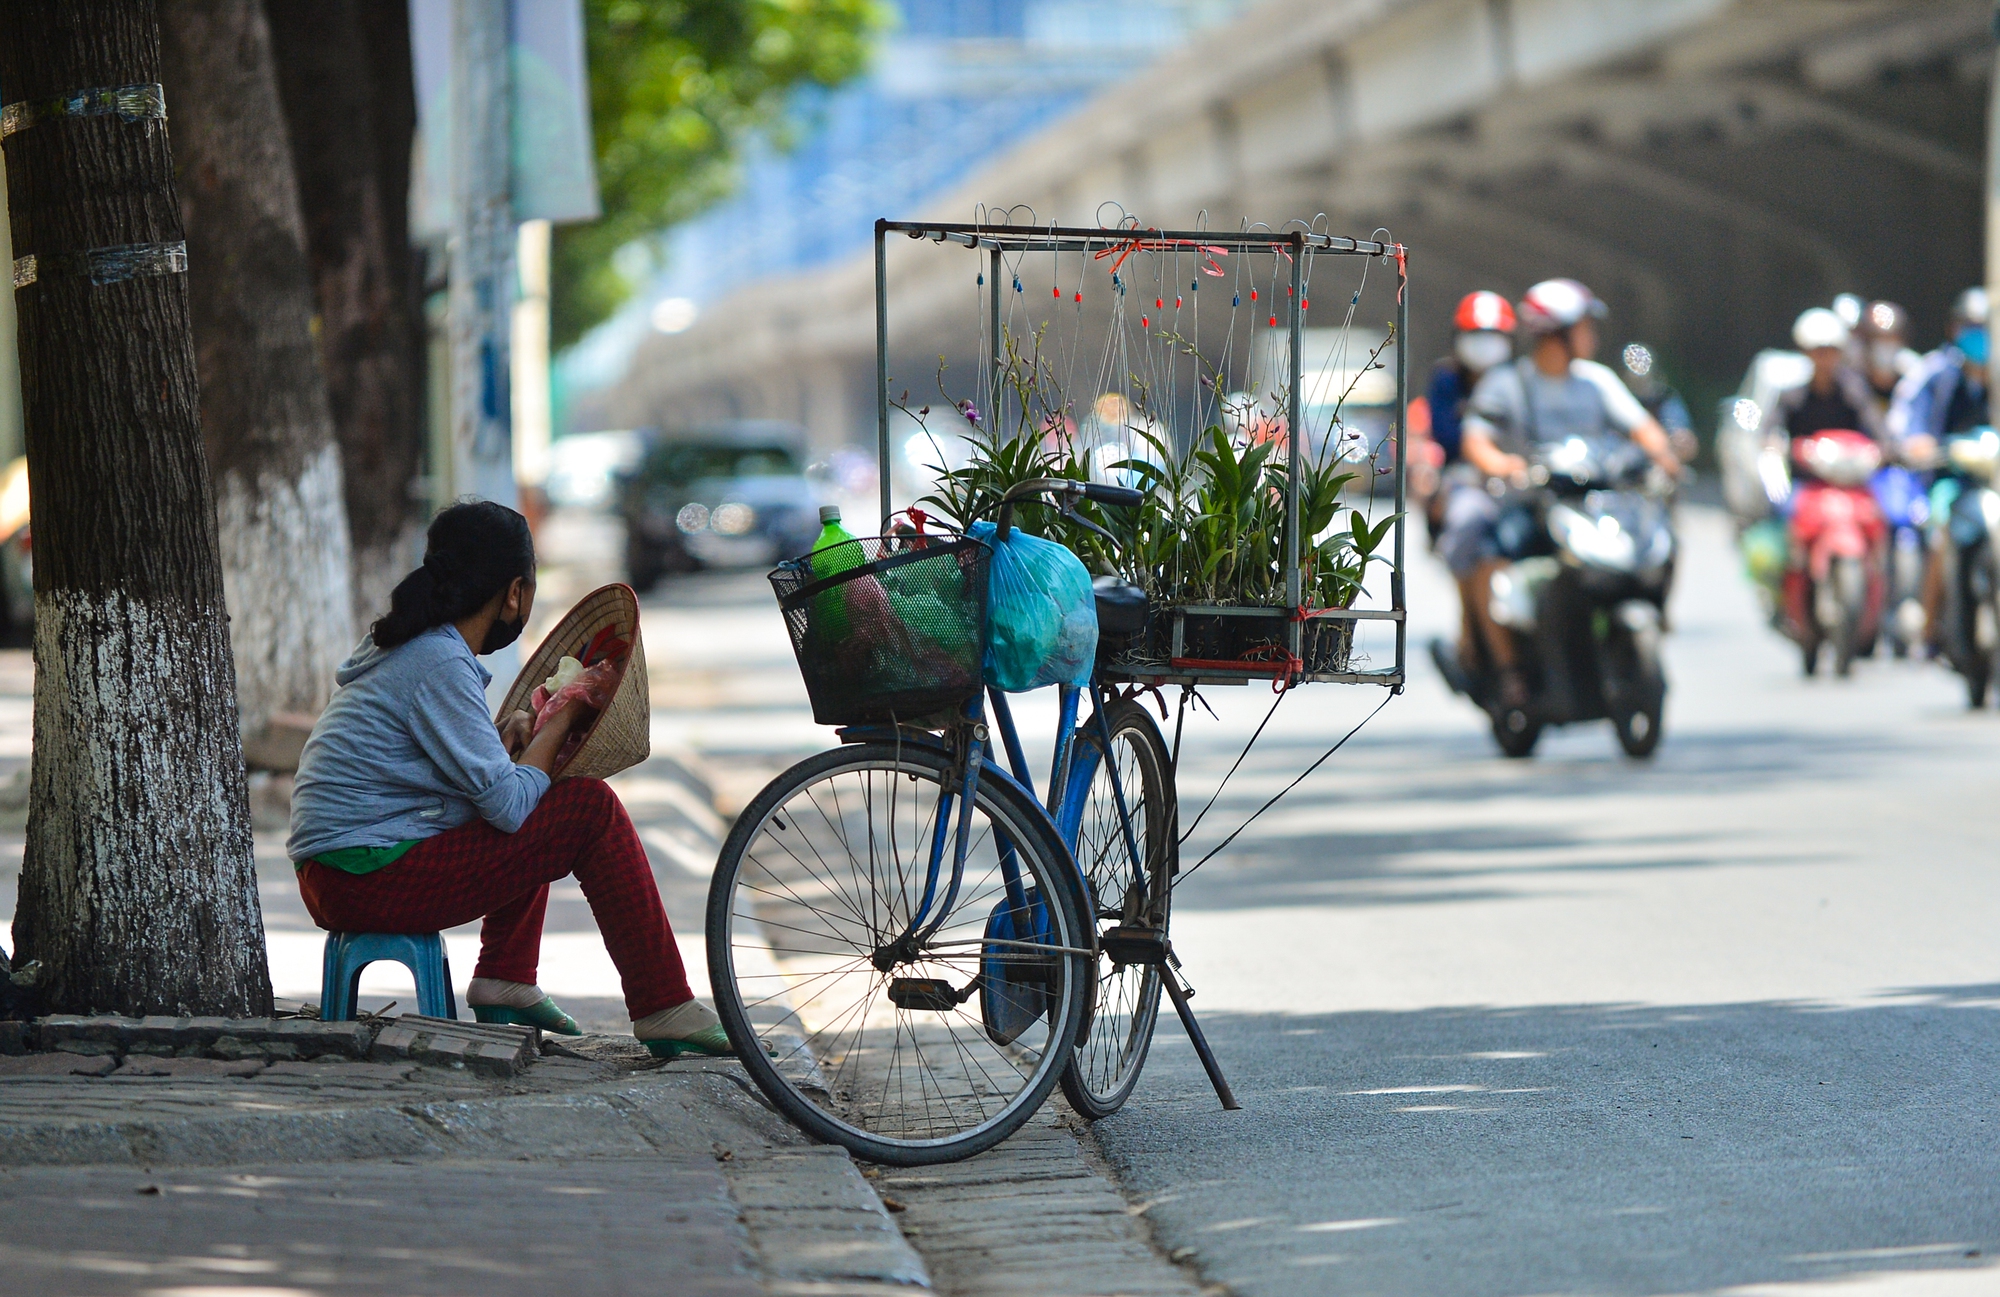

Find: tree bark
<box><xmin>265</xmin><ymin>0</ymin><xmax>428</xmax><ymax>629</ymax></box>
<box><xmin>2</xmin><ymin>0</ymin><xmax>270</xmax><ymax>1015</ymax></box>
<box><xmin>159</xmin><ymin>0</ymin><xmax>355</xmax><ymax>748</ymax></box>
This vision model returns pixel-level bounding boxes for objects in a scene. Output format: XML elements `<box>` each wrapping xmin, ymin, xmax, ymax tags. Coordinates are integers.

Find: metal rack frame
<box><xmin>872</xmin><ymin>218</ymin><xmax>1409</xmax><ymax>691</ymax></box>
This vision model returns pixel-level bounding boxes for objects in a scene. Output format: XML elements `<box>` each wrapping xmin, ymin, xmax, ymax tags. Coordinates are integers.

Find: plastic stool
<box><xmin>320</xmin><ymin>931</ymin><xmax>457</xmax><ymax>1021</ymax></box>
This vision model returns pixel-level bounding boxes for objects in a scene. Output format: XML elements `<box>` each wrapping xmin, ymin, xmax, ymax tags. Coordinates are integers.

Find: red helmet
<box><xmin>1518</xmin><ymin>278</ymin><xmax>1607</xmax><ymax>335</ymax></box>
<box><xmin>1454</xmin><ymin>290</ymin><xmax>1516</xmax><ymax>333</ymax></box>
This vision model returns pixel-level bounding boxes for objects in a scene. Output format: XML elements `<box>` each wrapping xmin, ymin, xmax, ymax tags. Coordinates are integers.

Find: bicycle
<box><xmin>706</xmin><ymin>478</ymin><xmax>1235</xmax><ymax>1165</ymax></box>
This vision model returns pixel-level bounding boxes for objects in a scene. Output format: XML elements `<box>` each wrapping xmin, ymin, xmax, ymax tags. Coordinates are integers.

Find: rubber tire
<box><xmin>1831</xmin><ymin>558</ymin><xmax>1866</xmax><ymax>678</ymax></box>
<box><xmin>706</xmin><ymin>742</ymin><xmax>1094</xmax><ymax>1167</ymax></box>
<box><xmin>1492</xmin><ymin>706</ymin><xmax>1541</xmax><ymax>758</ymax></box>
<box><xmin>1980</xmin><ymin>588</ymin><xmax>2000</xmax><ymax>711</ymax></box>
<box><xmin>1059</xmin><ymin>699</ymin><xmax>1172</xmax><ymax>1121</ymax></box>
<box><xmin>1612</xmin><ymin>635</ymin><xmax>1666</xmax><ymax>761</ymax></box>
<box><xmin>1953</xmin><ymin>545</ymin><xmax>1989</xmax><ymax>707</ymax></box>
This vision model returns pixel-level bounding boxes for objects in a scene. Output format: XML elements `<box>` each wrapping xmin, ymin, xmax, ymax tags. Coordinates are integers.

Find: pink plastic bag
<box><xmin>529</xmin><ymin>658</ymin><xmax>620</xmax><ymax>732</ymax></box>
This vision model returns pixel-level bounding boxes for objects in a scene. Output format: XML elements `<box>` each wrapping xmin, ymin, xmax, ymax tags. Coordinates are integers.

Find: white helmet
<box><xmin>1953</xmin><ymin>286</ymin><xmax>1990</xmax><ymax>328</ymax></box>
<box><xmin>1792</xmin><ymin>307</ymin><xmax>1850</xmax><ymax>352</ymax></box>
<box><xmin>1518</xmin><ymin>279</ymin><xmax>1606</xmax><ymax>335</ymax></box>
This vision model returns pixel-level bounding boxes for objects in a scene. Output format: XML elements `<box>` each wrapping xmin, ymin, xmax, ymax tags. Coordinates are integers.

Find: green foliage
<box><xmin>551</xmin><ymin>0</ymin><xmax>887</xmax><ymax>349</ymax></box>
<box><xmin>904</xmin><ymin>328</ymin><xmax>1399</xmax><ymax>614</ymax></box>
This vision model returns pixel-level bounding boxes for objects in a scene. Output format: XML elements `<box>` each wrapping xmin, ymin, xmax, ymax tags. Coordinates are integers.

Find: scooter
<box><xmin>1432</xmin><ymin>436</ymin><xmax>1676</xmax><ymax>759</ymax></box>
<box><xmin>1781</xmin><ymin>430</ymin><xmax>1886</xmax><ymax>678</ymax></box>
<box><xmin>1935</xmin><ymin>427</ymin><xmax>2000</xmax><ymax>707</ymax></box>
<box><xmin>1869</xmin><ymin>459</ymin><xmax>1930</xmax><ymax>657</ymax></box>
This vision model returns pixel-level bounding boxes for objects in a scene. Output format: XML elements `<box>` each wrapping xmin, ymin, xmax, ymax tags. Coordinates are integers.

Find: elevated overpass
<box><xmin>605</xmin><ymin>0</ymin><xmax>1992</xmax><ymax>452</ymax></box>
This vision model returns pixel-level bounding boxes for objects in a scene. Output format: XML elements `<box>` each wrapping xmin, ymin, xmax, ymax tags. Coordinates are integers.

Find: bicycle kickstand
<box><xmin>1104</xmin><ymin>926</ymin><xmax>1240</xmax><ymax>1110</ymax></box>
<box><xmin>1159</xmin><ymin>965</ymin><xmax>1241</xmax><ymax>1112</ymax></box>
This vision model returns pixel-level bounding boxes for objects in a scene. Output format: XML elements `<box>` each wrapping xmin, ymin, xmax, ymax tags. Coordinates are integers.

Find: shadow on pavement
<box><xmin>1095</xmin><ymin>990</ymin><xmax>2000</xmax><ymax>1297</ymax></box>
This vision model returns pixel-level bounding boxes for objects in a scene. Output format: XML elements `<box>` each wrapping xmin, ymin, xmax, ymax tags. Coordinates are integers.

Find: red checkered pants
<box><xmin>297</xmin><ymin>778</ymin><xmax>692</xmax><ymax>1020</ymax></box>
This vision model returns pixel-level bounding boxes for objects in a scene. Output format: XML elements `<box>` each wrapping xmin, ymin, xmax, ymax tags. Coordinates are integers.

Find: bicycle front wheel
<box><xmin>1059</xmin><ymin>697</ymin><xmax>1174</xmax><ymax>1120</ymax></box>
<box><xmin>707</xmin><ymin>740</ymin><xmax>1093</xmax><ymax>1165</ymax></box>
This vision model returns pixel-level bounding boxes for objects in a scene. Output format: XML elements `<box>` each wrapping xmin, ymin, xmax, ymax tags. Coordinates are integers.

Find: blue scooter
<box><xmin>1870</xmin><ymin>460</ymin><xmax>1930</xmax><ymax>657</ymax></box>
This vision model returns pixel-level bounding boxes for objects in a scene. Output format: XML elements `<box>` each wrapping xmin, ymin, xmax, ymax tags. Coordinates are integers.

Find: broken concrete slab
<box><xmin>0</xmin><ymin>1054</ymin><xmax>114</xmax><ymax>1079</ymax></box>
<box><xmin>112</xmin><ymin>1057</ymin><xmax>265</xmax><ymax>1079</ymax></box>
<box><xmin>368</xmin><ymin>1014</ymin><xmax>538</xmax><ymax>1077</ymax></box>
<box><xmin>34</xmin><ymin>1015</ymin><xmax>374</xmax><ymax>1061</ymax></box>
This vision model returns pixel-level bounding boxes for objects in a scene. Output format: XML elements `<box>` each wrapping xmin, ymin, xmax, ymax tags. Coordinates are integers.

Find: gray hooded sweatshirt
<box><xmin>287</xmin><ymin>625</ymin><xmax>550</xmax><ymax>862</ymax></box>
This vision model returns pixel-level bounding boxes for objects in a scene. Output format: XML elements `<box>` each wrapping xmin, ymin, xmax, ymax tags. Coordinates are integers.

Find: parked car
<box><xmin>619</xmin><ymin>422</ymin><xmax>821</xmax><ymax>590</ymax></box>
<box><xmin>545</xmin><ymin>430</ymin><xmax>642</xmax><ymax>510</ymax></box>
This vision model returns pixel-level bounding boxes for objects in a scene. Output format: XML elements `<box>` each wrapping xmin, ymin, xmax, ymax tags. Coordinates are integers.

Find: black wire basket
<box><xmin>771</xmin><ymin>533</ymin><xmax>991</xmax><ymax>727</ymax></box>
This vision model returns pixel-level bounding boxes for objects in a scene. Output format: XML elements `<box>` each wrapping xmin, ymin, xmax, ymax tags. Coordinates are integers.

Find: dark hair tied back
<box><xmin>371</xmin><ymin>501</ymin><xmax>536</xmax><ymax>649</ymax></box>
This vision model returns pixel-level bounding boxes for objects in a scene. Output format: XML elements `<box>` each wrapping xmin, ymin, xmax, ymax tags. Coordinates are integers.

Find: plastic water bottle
<box><xmin>810</xmin><ymin>505</ymin><xmax>865</xmax><ymax>639</ymax></box>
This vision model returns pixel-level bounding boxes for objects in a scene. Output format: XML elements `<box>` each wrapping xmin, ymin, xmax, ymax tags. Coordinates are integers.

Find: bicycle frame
<box><xmin>841</xmin><ymin>679</ymin><xmax>1148</xmax><ymax>968</ymax></box>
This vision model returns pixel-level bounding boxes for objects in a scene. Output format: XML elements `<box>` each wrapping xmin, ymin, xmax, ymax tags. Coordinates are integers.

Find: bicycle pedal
<box><xmin>887</xmin><ymin>977</ymin><xmax>972</xmax><ymax>1013</ymax></box>
<box><xmin>1100</xmin><ymin>925</ymin><xmax>1170</xmax><ymax>967</ymax></box>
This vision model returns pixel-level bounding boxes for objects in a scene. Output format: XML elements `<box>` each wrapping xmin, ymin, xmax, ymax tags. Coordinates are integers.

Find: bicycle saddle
<box><xmin>1092</xmin><ymin>576</ymin><xmax>1148</xmax><ymax>636</ymax></box>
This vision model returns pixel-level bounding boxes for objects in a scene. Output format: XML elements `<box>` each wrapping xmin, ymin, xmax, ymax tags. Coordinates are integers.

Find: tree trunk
<box><xmin>2</xmin><ymin>0</ymin><xmax>270</xmax><ymax>1015</ymax></box>
<box><xmin>265</xmin><ymin>0</ymin><xmax>429</xmax><ymax>630</ymax></box>
<box><xmin>159</xmin><ymin>0</ymin><xmax>355</xmax><ymax>749</ymax></box>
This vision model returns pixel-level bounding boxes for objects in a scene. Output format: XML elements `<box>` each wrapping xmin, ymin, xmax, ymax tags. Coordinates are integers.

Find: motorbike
<box><xmin>1869</xmin><ymin>459</ymin><xmax>1931</xmax><ymax>657</ymax></box>
<box><xmin>1935</xmin><ymin>427</ymin><xmax>2000</xmax><ymax>706</ymax></box>
<box><xmin>1781</xmin><ymin>430</ymin><xmax>1886</xmax><ymax>678</ymax></box>
<box><xmin>1431</xmin><ymin>436</ymin><xmax>1676</xmax><ymax>759</ymax></box>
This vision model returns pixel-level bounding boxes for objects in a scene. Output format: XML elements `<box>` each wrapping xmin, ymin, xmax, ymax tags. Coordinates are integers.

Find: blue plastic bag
<box><xmin>968</xmin><ymin>520</ymin><xmax>1097</xmax><ymax>691</ymax></box>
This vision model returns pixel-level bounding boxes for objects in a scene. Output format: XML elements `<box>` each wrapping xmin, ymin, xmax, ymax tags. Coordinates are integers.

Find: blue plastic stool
<box><xmin>320</xmin><ymin>932</ymin><xmax>457</xmax><ymax>1021</ymax></box>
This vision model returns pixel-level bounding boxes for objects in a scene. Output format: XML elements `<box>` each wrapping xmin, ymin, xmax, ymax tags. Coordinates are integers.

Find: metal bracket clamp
<box><xmin>0</xmin><ymin>83</ymin><xmax>166</xmax><ymax>139</ymax></box>
<box><xmin>13</xmin><ymin>242</ymin><xmax>188</xmax><ymax>290</ymax></box>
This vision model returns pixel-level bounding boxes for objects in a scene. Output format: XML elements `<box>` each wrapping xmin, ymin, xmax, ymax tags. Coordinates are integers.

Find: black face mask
<box><xmin>480</xmin><ymin>612</ymin><xmax>526</xmax><ymax>655</ymax></box>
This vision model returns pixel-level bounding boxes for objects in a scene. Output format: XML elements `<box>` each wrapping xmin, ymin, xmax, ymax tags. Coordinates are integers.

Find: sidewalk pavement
<box><xmin>0</xmin><ymin>527</ymin><xmax>1212</xmax><ymax>1297</ymax></box>
<box><xmin>0</xmin><ymin>1026</ymin><xmax>928</xmax><ymax>1295</ymax></box>
<box><xmin>0</xmin><ymin>630</ymin><xmax>928</xmax><ymax>1295</ymax></box>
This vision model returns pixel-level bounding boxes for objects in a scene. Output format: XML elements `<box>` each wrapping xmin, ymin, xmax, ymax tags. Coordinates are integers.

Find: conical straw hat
<box><xmin>501</xmin><ymin>583</ymin><xmax>650</xmax><ymax>781</ymax></box>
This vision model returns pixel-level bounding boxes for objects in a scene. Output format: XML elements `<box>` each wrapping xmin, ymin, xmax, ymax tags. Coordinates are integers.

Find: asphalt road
<box><xmin>636</xmin><ymin>501</ymin><xmax>2000</xmax><ymax>1297</ymax></box>
<box><xmin>1086</xmin><ymin>504</ymin><xmax>2000</xmax><ymax>1296</ymax></box>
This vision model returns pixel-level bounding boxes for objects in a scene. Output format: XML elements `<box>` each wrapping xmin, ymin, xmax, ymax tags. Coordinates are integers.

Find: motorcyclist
<box><xmin>1408</xmin><ymin>291</ymin><xmax>1516</xmax><ymax>539</ymax></box>
<box><xmin>1758</xmin><ymin>307</ymin><xmax>1886</xmax><ymax>449</ymax></box>
<box><xmin>1890</xmin><ymin>287</ymin><xmax>1989</xmax><ymax>455</ymax></box>
<box><xmin>1442</xmin><ymin>279</ymin><xmax>1678</xmax><ymax>706</ymax></box>
<box><xmin>1618</xmin><ymin>341</ymin><xmax>1699</xmax><ymax>464</ymax></box>
<box><xmin>1890</xmin><ymin>287</ymin><xmax>1990</xmax><ymax>650</ymax></box>
<box><xmin>1856</xmin><ymin>299</ymin><xmax>1919</xmax><ymax>413</ymax></box>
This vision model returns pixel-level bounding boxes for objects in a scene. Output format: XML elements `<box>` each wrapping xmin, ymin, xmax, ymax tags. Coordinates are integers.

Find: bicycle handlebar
<box><xmin>1081</xmin><ymin>482</ymin><xmax>1143</xmax><ymax>508</ymax></box>
<box><xmin>994</xmin><ymin>477</ymin><xmax>1143</xmax><ymax>542</ymax></box>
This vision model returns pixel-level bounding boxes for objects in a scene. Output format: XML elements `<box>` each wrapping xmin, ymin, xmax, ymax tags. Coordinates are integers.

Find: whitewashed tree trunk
<box><xmin>214</xmin><ymin>445</ymin><xmax>355</xmax><ymax>739</ymax></box>
<box><xmin>4</xmin><ymin>0</ymin><xmax>271</xmax><ymax>1015</ymax></box>
<box><xmin>25</xmin><ymin>593</ymin><xmax>267</xmax><ymax>1011</ymax></box>
<box><xmin>161</xmin><ymin>0</ymin><xmax>354</xmax><ymax>748</ymax></box>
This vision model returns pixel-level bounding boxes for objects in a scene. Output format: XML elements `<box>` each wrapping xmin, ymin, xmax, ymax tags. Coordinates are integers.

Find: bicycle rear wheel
<box><xmin>707</xmin><ymin>740</ymin><xmax>1092</xmax><ymax>1165</ymax></box>
<box><xmin>1059</xmin><ymin>697</ymin><xmax>1174</xmax><ymax>1120</ymax></box>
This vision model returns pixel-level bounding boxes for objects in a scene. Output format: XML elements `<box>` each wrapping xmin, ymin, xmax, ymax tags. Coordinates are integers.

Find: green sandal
<box><xmin>472</xmin><ymin>996</ymin><xmax>583</xmax><ymax>1036</ymax></box>
<box><xmin>641</xmin><ymin>1023</ymin><xmax>736</xmax><ymax>1059</ymax></box>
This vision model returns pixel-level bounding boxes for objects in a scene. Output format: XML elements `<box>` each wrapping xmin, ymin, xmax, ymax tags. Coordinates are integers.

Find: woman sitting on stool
<box><xmin>287</xmin><ymin>500</ymin><xmax>729</xmax><ymax>1057</ymax></box>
